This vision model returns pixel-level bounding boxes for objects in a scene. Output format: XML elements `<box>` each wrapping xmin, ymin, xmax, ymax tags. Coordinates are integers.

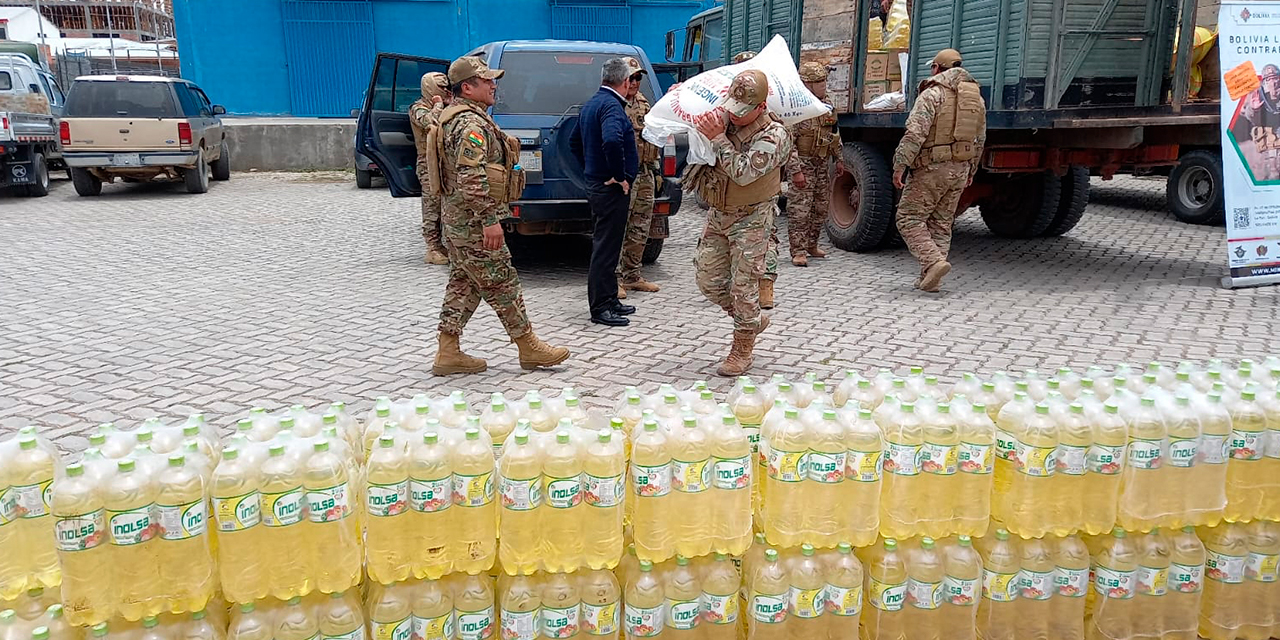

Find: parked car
<box><xmin>0</xmin><ymin>53</ymin><xmax>67</xmax><ymax>197</ymax></box>
<box><xmin>356</xmin><ymin>41</ymin><xmax>685</xmax><ymax>263</ymax></box>
<box><xmin>354</xmin><ymin>145</ymin><xmax>382</xmax><ymax>188</ymax></box>
<box><xmin>60</xmin><ymin>75</ymin><xmax>230</xmax><ymax>196</ymax></box>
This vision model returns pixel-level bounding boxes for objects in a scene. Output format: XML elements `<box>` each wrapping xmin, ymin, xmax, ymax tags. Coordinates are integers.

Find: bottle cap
<box><xmin>1112</xmin><ymin>527</ymin><xmax>1126</xmax><ymax>538</ymax></box>
<box><xmin>192</xmin><ymin>610</ymin><xmax>206</xmax><ymax>620</ymax></box>
<box><xmin>222</xmin><ymin>447</ymin><xmax>239</xmax><ymax>460</ymax></box>
<box><xmin>91</xmin><ymin>623</ymin><xmax>108</xmax><ymax>638</ymax></box>
<box><xmin>995</xmin><ymin>529</ymin><xmax>1010</xmax><ymax>541</ymax></box>
<box><xmin>566</xmin><ymin>396</ymin><xmax>580</xmax><ymax>408</ymax></box>
<box><xmin>765</xmin><ymin>548</ymin><xmax>779</xmax><ymax>561</ymax></box>
<box><xmin>88</xmin><ymin>433</ymin><xmax>107</xmax><ymax>446</ymax></box>
<box><xmin>17</xmin><ymin>437</ymin><xmax>37</xmax><ymax>450</ymax></box>
<box><xmin>823</xmin><ymin>409</ymin><xmax>838</xmax><ymax>421</ymax></box>
<box><xmin>237</xmin><ymin>418</ymin><xmax>253</xmax><ymax>432</ymax></box>
<box><xmin>597</xmin><ymin>429</ymin><xmax>612</xmax><ymax>443</ymax></box>
<box><xmin>1103</xmin><ymin>402</ymin><xmax>1119</xmax><ymax>415</ymax></box>
<box><xmin>937</xmin><ymin>404</ymin><xmax>950</xmax><ymax>415</ymax></box>
<box><xmin>376</xmin><ymin>406</ymin><xmax>391</xmax><ymax>417</ymax></box>
<box><xmin>66</xmin><ymin>463</ymin><xmax>84</xmax><ymax>478</ymax></box>
<box><xmin>627</xmin><ymin>394</ymin><xmax>642</xmax><ymax>405</ymax></box>
<box><xmin>239</xmin><ymin>602</ymin><xmax>255</xmax><ymax>613</ymax></box>
<box><xmin>556</xmin><ymin>431</ymin><xmax>571</xmax><ymax>444</ymax></box>
<box><xmin>676</xmin><ymin>555</ymin><xmax>689</xmax><ymax>566</ymax></box>
<box><xmin>423</xmin><ymin>432</ymin><xmax>439</xmax><ymax>445</ymax></box>
<box><xmin>32</xmin><ymin>627</ymin><xmax>49</xmax><ymax>640</ymax></box>
<box><xmin>322</xmin><ymin>413</ymin><xmax>338</xmax><ymax>426</ymax></box>
<box><xmin>958</xmin><ymin>535</ymin><xmax>972</xmax><ymax>546</ymax></box>
<box><xmin>465</xmin><ymin>428</ymin><xmax>481</xmax><ymax>441</ymax></box>
<box><xmin>801</xmin><ymin>544</ymin><xmax>815</xmax><ymax>556</ymax></box>
<box><xmin>45</xmin><ymin>605</ymin><xmax>62</xmax><ymax>619</ymax></box>
<box><xmin>1069</xmin><ymin>403</ymin><xmax>1084</xmax><ymax>415</ymax></box>
<box><xmin>838</xmin><ymin>542</ymin><xmax>853</xmax><ymax>553</ymax></box>
<box><xmin>313</xmin><ymin>441</ymin><xmax>330</xmax><ymax>453</ymax></box>
<box><xmin>756</xmin><ymin>532</ymin><xmax>767</xmax><ymax>543</ymax></box>
<box><xmin>168</xmin><ymin>454</ymin><xmax>185</xmax><ymax>467</ymax></box>
<box><xmin>142</xmin><ymin>617</ymin><xmax>158</xmax><ymax>629</ymax></box>
<box><xmin>972</xmin><ymin>403</ymin><xmax>987</xmax><ymax>413</ymax></box>
<box><xmin>1140</xmin><ymin>397</ymin><xmax>1155</xmax><ymax>407</ymax></box>
<box><xmin>332</xmin><ymin>591</ymin><xmax>347</xmax><ymax>598</ymax></box>
<box><xmin>1035</xmin><ymin>404</ymin><xmax>1049</xmax><ymax>415</ymax></box>
<box><xmin>884</xmin><ymin>539</ymin><xmax>898</xmax><ymax>550</ymax></box>
<box><xmin>288</xmin><ymin>596</ymin><xmax>302</xmax><ymax>605</ymax></box>
<box><xmin>379</xmin><ymin>435</ymin><xmax>396</xmax><ymax>448</ymax></box>
<box><xmin>279</xmin><ymin>417</ymin><xmax>296</xmax><ymax>430</ymax></box>
<box><xmin>643</xmin><ymin>419</ymin><xmax>659</xmax><ymax>432</ymax></box>
<box><xmin>269</xmin><ymin>444</ymin><xmax>285</xmax><ymax>457</ymax></box>
<box><xmin>921</xmin><ymin>537</ymin><xmax>935</xmax><ymax>549</ymax></box>
<box><xmin>664</xmin><ymin>393</ymin><xmax>679</xmax><ymax>405</ymax></box>
<box><xmin>639</xmin><ymin>560</ymin><xmax>653</xmax><ymax>571</ymax></box>
<box><xmin>610</xmin><ymin>418</ymin><xmax>625</xmax><ymax>430</ymax></box>
<box><xmin>558</xmin><ymin>418</ymin><xmax>574</xmax><ymax>430</ymax></box>
<box><xmin>515</xmin><ymin>432</ymin><xmax>529</xmax><ymax>445</ymax></box>
<box><xmin>117</xmin><ymin>460</ymin><xmax>135</xmax><ymax>473</ymax></box>
<box><xmin>901</xmin><ymin>403</ymin><xmax>915</xmax><ymax>414</ymax></box>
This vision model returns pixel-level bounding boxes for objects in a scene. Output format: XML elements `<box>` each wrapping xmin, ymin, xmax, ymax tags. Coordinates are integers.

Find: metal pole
<box><xmin>34</xmin><ymin>0</ymin><xmax>48</xmax><ymax>53</ymax></box>
<box><xmin>106</xmin><ymin>2</ymin><xmax>118</xmax><ymax>73</ymax></box>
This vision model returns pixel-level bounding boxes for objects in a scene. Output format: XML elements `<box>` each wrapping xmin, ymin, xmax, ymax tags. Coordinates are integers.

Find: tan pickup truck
<box><xmin>60</xmin><ymin>75</ymin><xmax>230</xmax><ymax>196</ymax></box>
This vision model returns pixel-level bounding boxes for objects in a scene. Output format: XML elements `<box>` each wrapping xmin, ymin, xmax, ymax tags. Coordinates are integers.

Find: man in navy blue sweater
<box><xmin>571</xmin><ymin>57</ymin><xmax>639</xmax><ymax>326</ymax></box>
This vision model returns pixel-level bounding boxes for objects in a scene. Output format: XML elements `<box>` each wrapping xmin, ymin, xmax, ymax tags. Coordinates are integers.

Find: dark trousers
<box><xmin>586</xmin><ymin>181</ymin><xmax>629</xmax><ymax>316</ymax></box>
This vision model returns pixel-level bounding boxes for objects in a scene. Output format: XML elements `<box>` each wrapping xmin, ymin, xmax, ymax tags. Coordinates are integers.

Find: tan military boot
<box><xmin>622</xmin><ymin>279</ymin><xmax>661</xmax><ymax>293</ymax></box>
<box><xmin>809</xmin><ymin>245</ymin><xmax>828</xmax><ymax>258</ymax></box>
<box><xmin>432</xmin><ymin>332</ymin><xmax>487</xmax><ymax>375</ymax></box>
<box><xmin>716</xmin><ymin>330</ymin><xmax>757</xmax><ymax>377</ymax></box>
<box><xmin>617</xmin><ymin>284</ymin><xmax>627</xmax><ymax>300</ymax></box>
<box><xmin>791</xmin><ymin>254</ymin><xmax>808</xmax><ymax>267</ymax></box>
<box><xmin>920</xmin><ymin>260</ymin><xmax>952</xmax><ymax>293</ymax></box>
<box><xmin>514</xmin><ymin>332</ymin><xmax>570</xmax><ymax>370</ymax></box>
<box><xmin>425</xmin><ymin>248</ymin><xmax>449</xmax><ymax>265</ymax></box>
<box><xmin>759</xmin><ymin>279</ymin><xmax>775</xmax><ymax>309</ymax></box>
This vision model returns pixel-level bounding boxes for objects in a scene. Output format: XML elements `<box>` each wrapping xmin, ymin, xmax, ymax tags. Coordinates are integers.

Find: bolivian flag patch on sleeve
<box><xmin>466</xmin><ymin>130</ymin><xmax>486</xmax><ymax>147</ymax></box>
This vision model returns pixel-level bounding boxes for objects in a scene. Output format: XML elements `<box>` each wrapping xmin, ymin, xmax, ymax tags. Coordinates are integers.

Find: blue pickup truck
<box><xmin>356</xmin><ymin>40</ymin><xmax>683</xmax><ymax>264</ymax></box>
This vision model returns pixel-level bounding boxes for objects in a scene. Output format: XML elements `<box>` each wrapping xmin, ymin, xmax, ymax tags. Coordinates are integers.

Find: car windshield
<box><xmin>492</xmin><ymin>51</ymin><xmax>656</xmax><ymax>116</ymax></box>
<box><xmin>64</xmin><ymin>81</ymin><xmax>178</xmax><ymax>118</ymax></box>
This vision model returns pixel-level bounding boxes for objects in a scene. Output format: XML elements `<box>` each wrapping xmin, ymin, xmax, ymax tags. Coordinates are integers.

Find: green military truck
<box><xmin>673</xmin><ymin>0</ymin><xmax>1223</xmax><ymax>250</ymax></box>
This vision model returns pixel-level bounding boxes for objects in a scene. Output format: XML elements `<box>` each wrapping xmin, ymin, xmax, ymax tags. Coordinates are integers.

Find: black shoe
<box><xmin>611</xmin><ymin>302</ymin><xmax>636</xmax><ymax>315</ymax></box>
<box><xmin>591</xmin><ymin>309</ymin><xmax>631</xmax><ymax>326</ymax></box>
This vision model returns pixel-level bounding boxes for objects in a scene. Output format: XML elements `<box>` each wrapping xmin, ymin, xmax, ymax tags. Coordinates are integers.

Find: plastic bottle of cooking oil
<box><xmin>368</xmin><ymin>581</ymin><xmax>413</xmax><ymax>640</ymax></box>
<box><xmin>10</xmin><ymin>435</ymin><xmax>59</xmax><ymax>591</ymax></box>
<box><xmin>276</xmin><ymin>597</ymin><xmax>319</xmax><ymax>640</ymax></box>
<box><xmin>937</xmin><ymin>536</ymin><xmax>979</xmax><ymax>640</ymax></box>
<box><xmin>211</xmin><ymin>447</ymin><xmax>264</xmax><ymax>604</ymax></box>
<box><xmin>1158</xmin><ymin>396</ymin><xmax>1199</xmax><ymax>528</ymax></box>
<box><xmin>0</xmin><ymin>453</ymin><xmax>23</xmax><ymax>602</ymax></box>
<box><xmin>106</xmin><ymin>459</ymin><xmax>161</xmax><ymax>620</ymax></box>
<box><xmin>1165</xmin><ymin>526</ymin><xmax>1206</xmax><ymax>640</ymax></box>
<box><xmin>1118</xmin><ymin>398</ymin><xmax>1166</xmax><ymax>532</ymax></box>
<box><xmin>1050</xmin><ymin>534</ymin><xmax>1089</xmax><ymax>640</ymax></box>
<box><xmin>976</xmin><ymin>529</ymin><xmax>1019</xmax><ymax>640</ymax></box>
<box><xmin>1082</xmin><ymin>402</ymin><xmax>1126</xmax><ymax>536</ymax></box>
<box><xmin>1006</xmin><ymin>402</ymin><xmax>1056</xmax><ymax>538</ymax></box>
<box><xmin>1052</xmin><ymin>403</ymin><xmax>1090</xmax><ymax>536</ymax></box>
<box><xmin>822</xmin><ymin>542</ymin><xmax>862</xmax><ymax>640</ymax></box>
<box><xmin>258</xmin><ymin>443</ymin><xmax>307</xmax><ymax>599</ymax></box>
<box><xmin>1088</xmin><ymin>528</ymin><xmax>1137</xmax><ymax>640</ymax></box>
<box><xmin>747</xmin><ymin>549</ymin><xmax>789</xmax><ymax>640</ymax></box>
<box><xmin>844</xmin><ymin>408</ymin><xmax>883</xmax><ymax>547</ymax></box>
<box><xmin>789</xmin><ymin>544</ymin><xmax>826</xmax><ymax>638</ymax></box>
<box><xmin>410</xmin><ymin>431</ymin><xmax>454</xmax><ymax>580</ymax></box>
<box><xmin>411</xmin><ymin>576</ymin><xmax>454</xmax><ymax>640</ymax></box>
<box><xmin>710</xmin><ymin>414</ymin><xmax>752</xmax><ymax>555</ymax></box>
<box><xmin>1226</xmin><ymin>389</ymin><xmax>1267</xmax><ymax>522</ymax></box>
<box><xmin>994</xmin><ymin>391</ymin><xmax>1034</xmax><ymax>522</ymax></box>
<box><xmin>583</xmin><ymin>428</ymin><xmax>625</xmax><ymax>569</ymax></box>
<box><xmin>1016</xmin><ymin>536</ymin><xmax>1053</xmax><ymax>640</ymax></box>
<box><xmin>498</xmin><ymin>430</ymin><xmax>541</xmax><ymax>575</ymax></box>
<box><xmin>662</xmin><ymin>556</ymin><xmax>701</xmax><ymax>639</ymax></box>
<box><xmin>318</xmin><ymin>591</ymin><xmax>363</xmax><ymax>640</ymax></box>
<box><xmin>954</xmin><ymin>403</ymin><xmax>993</xmax><ymax>538</ymax></box>
<box><xmin>807</xmin><ymin>410</ymin><xmax>848</xmax><ymax>545</ymax></box>
<box><xmin>154</xmin><ymin>454</ymin><xmax>214</xmax><ymax>614</ymax></box>
<box><xmin>918</xmin><ymin>404</ymin><xmax>958</xmax><ymax>539</ymax></box>
<box><xmin>701</xmin><ymin>553</ymin><xmax>739</xmax><ymax>639</ymax></box>
<box><xmin>50</xmin><ymin>462</ymin><xmax>110</xmax><ymax>626</ymax></box>
<box><xmin>228</xmin><ymin>602</ymin><xmax>272</xmax><ymax>640</ymax></box>
<box><xmin>304</xmin><ymin>440</ymin><xmax>361</xmax><ymax>592</ymax></box>
<box><xmin>880</xmin><ymin>403</ymin><xmax>923</xmax><ymax>541</ymax></box>
<box><xmin>453</xmin><ymin>428</ymin><xmax>497</xmax><ymax>575</ymax></box>
<box><xmin>498</xmin><ymin>574</ymin><xmax>539</xmax><ymax>640</ymax></box>
<box><xmin>581</xmin><ymin>568</ymin><xmax>621</xmax><ymax>640</ymax></box>
<box><xmin>540</xmin><ymin>571</ymin><xmax>581</xmax><ymax>639</ymax></box>
<box><xmin>1241</xmin><ymin>520</ymin><xmax>1279</xmax><ymax>640</ymax></box>
<box><xmin>1133</xmin><ymin>529</ymin><xmax>1171</xmax><ymax>639</ymax></box>
<box><xmin>1200</xmin><ymin>522</ymin><xmax>1247</xmax><ymax>640</ymax></box>
<box><xmin>670</xmin><ymin>416</ymin><xmax>712</xmax><ymax>559</ymax></box>
<box><xmin>863</xmin><ymin>538</ymin><xmax>907</xmax><ymax>640</ymax></box>
<box><xmin>625</xmin><ymin>560</ymin><xmax>664</xmax><ymax>640</ymax></box>
<box><xmin>762</xmin><ymin>406</ymin><xmax>807</xmax><ymax>546</ymax></box>
<box><xmin>455</xmin><ymin>573</ymin><xmax>496</xmax><ymax>640</ymax></box>
<box><xmin>544</xmin><ymin>427</ymin><xmax>584</xmax><ymax>573</ymax></box>
<box><xmin>631</xmin><ymin>420</ymin><xmax>673</xmax><ymax>563</ymax></box>
<box><xmin>366</xmin><ymin>436</ymin><xmax>411</xmax><ymax>585</ymax></box>
<box><xmin>906</xmin><ymin>538</ymin><xmax>943</xmax><ymax>640</ymax></box>
<box><xmin>480</xmin><ymin>394</ymin><xmax>516</xmax><ymax>458</ymax></box>
<box><xmin>1262</xmin><ymin>388</ymin><xmax>1280</xmax><ymax>521</ymax></box>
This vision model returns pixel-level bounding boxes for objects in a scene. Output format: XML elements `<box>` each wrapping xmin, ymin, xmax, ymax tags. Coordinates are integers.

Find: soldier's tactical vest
<box><xmin>409</xmin><ymin>101</ymin><xmax>434</xmax><ymax>176</ymax></box>
<box><xmin>695</xmin><ymin>122</ymin><xmax>782</xmax><ymax>210</ymax></box>
<box><xmin>795</xmin><ymin>111</ymin><xmax>839</xmax><ymax>158</ymax></box>
<box><xmin>628</xmin><ymin>96</ymin><xmax>662</xmax><ymax>164</ymax></box>
<box><xmin>917</xmin><ymin>79</ymin><xmax>984</xmax><ymax>167</ymax></box>
<box><xmin>428</xmin><ymin>104</ymin><xmax>525</xmax><ymax>203</ymax></box>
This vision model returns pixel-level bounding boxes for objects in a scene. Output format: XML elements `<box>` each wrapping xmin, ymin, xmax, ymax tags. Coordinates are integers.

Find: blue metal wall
<box><xmin>174</xmin><ymin>0</ymin><xmax>718</xmax><ymax>116</ymax></box>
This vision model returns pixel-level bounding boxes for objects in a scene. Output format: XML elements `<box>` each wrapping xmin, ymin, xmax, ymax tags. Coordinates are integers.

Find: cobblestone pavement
<box><xmin>1</xmin><ymin>173</ymin><xmax>1275</xmax><ymax>449</ymax></box>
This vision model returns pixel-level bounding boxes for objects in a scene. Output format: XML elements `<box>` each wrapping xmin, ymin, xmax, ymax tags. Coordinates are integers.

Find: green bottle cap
<box><xmin>279</xmin><ymin>417</ymin><xmax>296</xmax><ymax>430</ymax></box>
<box><xmin>838</xmin><ymin>542</ymin><xmax>853</xmax><ymax>553</ymax></box>
<box><xmin>801</xmin><ymin>543</ymin><xmax>815</xmax><ymax>556</ymax></box>
<box><xmin>921</xmin><ymin>537</ymin><xmax>935</xmax><ymax>549</ymax></box>
<box><xmin>1035</xmin><ymin>404</ymin><xmax>1049</xmax><ymax>415</ymax></box>
<box><xmin>117</xmin><ymin>460</ymin><xmax>135</xmax><ymax>473</ymax></box>
<box><xmin>424</xmin><ymin>432</ymin><xmax>439</xmax><ymax>445</ymax></box>
<box><xmin>66</xmin><ymin>463</ymin><xmax>84</xmax><ymax>478</ymax></box>
<box><xmin>1069</xmin><ymin>403</ymin><xmax>1084</xmax><ymax>415</ymax></box>
<box><xmin>142</xmin><ymin>617</ymin><xmax>158</xmax><ymax>629</ymax></box>
<box><xmin>322</xmin><ymin>413</ymin><xmax>337</xmax><ymax>425</ymax></box>
<box><xmin>958</xmin><ymin>535</ymin><xmax>972</xmax><ymax>546</ymax></box>
<box><xmin>313</xmin><ymin>441</ymin><xmax>330</xmax><ymax>453</ymax></box>
<box><xmin>191</xmin><ymin>609</ymin><xmax>206</xmax><ymax>620</ymax></box>
<box><xmin>597</xmin><ymin>429</ymin><xmax>612</xmax><ymax>443</ymax></box>
<box><xmin>168</xmin><ymin>454</ymin><xmax>185</xmax><ymax>467</ymax></box>
<box><xmin>91</xmin><ymin>623</ymin><xmax>108</xmax><ymax>638</ymax></box>
<box><xmin>884</xmin><ymin>539</ymin><xmax>898</xmax><ymax>550</ymax></box>
<box><xmin>639</xmin><ymin>560</ymin><xmax>653</xmax><ymax>572</ymax></box>
<box><xmin>995</xmin><ymin>529</ymin><xmax>1010</xmax><ymax>541</ymax></box>
<box><xmin>556</xmin><ymin>431</ymin><xmax>571</xmax><ymax>444</ymax></box>
<box><xmin>676</xmin><ymin>555</ymin><xmax>689</xmax><ymax>566</ymax></box>
<box><xmin>32</xmin><ymin>627</ymin><xmax>49</xmax><ymax>640</ymax></box>
<box><xmin>376</xmin><ymin>406</ymin><xmax>391</xmax><ymax>417</ymax></box>
<box><xmin>222</xmin><ymin>447</ymin><xmax>239</xmax><ymax>460</ymax></box>
<box><xmin>465</xmin><ymin>428</ymin><xmax>480</xmax><ymax>441</ymax></box>
<box><xmin>379</xmin><ymin>435</ymin><xmax>395</xmax><ymax>448</ymax></box>
<box><xmin>765</xmin><ymin>548</ymin><xmax>779</xmax><ymax>561</ymax></box>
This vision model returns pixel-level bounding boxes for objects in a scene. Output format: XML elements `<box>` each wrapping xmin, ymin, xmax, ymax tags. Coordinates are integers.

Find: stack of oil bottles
<box><xmin>1</xmin><ymin>359</ymin><xmax>1280</xmax><ymax>640</ymax></box>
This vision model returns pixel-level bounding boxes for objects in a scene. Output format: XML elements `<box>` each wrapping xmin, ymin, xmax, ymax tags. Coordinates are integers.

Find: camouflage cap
<box><xmin>799</xmin><ymin>61</ymin><xmax>829</xmax><ymax>82</ymax></box>
<box><xmin>624</xmin><ymin>56</ymin><xmax>648</xmax><ymax>75</ymax></box>
<box><xmin>448</xmin><ymin>56</ymin><xmax>505</xmax><ymax>84</ymax></box>
<box><xmin>421</xmin><ymin>72</ymin><xmax>449</xmax><ymax>100</ymax></box>
<box><xmin>930</xmin><ymin>48</ymin><xmax>963</xmax><ymax>68</ymax></box>
<box><xmin>732</xmin><ymin>51</ymin><xmax>756</xmax><ymax>64</ymax></box>
<box><xmin>722</xmin><ymin>69</ymin><xmax>769</xmax><ymax>117</ymax></box>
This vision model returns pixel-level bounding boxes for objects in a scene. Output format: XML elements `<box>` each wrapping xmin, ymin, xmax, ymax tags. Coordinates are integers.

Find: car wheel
<box><xmin>211</xmin><ymin>141</ymin><xmax>231</xmax><ymax>181</ymax></box>
<box><xmin>1167</xmin><ymin>149</ymin><xmax>1225</xmax><ymax>225</ymax></box>
<box><xmin>641</xmin><ymin>238</ymin><xmax>664</xmax><ymax>265</ymax></box>
<box><xmin>71</xmin><ymin>168</ymin><xmax>102</xmax><ymax>197</ymax></box>
<box><xmin>356</xmin><ymin>168</ymin><xmax>374</xmax><ymax>189</ymax></box>
<box><xmin>22</xmin><ymin>153</ymin><xmax>50</xmax><ymax>197</ymax></box>
<box><xmin>185</xmin><ymin>152</ymin><xmax>210</xmax><ymax>194</ymax></box>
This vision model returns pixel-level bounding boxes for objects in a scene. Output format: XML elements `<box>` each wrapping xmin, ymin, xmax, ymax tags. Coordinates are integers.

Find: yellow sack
<box><xmin>1192</xmin><ymin>26</ymin><xmax>1217</xmax><ymax>65</ymax></box>
<box><xmin>1189</xmin><ymin>64</ymin><xmax>1203</xmax><ymax>98</ymax></box>
<box><xmin>884</xmin><ymin>0</ymin><xmax>911</xmax><ymax>49</ymax></box>
<box><xmin>868</xmin><ymin>17</ymin><xmax>885</xmax><ymax>51</ymax></box>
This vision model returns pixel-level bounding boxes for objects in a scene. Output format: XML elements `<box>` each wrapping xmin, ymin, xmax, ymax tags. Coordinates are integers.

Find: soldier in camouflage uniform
<box><xmin>410</xmin><ymin>72</ymin><xmax>451</xmax><ymax>265</ymax></box>
<box><xmin>431</xmin><ymin>56</ymin><xmax>570</xmax><ymax>375</ymax></box>
<box><xmin>787</xmin><ymin>62</ymin><xmax>842</xmax><ymax>266</ymax></box>
<box><xmin>616</xmin><ymin>56</ymin><xmax>662</xmax><ymax>300</ymax></box>
<box><xmin>689</xmin><ymin>69</ymin><xmax>794</xmax><ymax>376</ymax></box>
<box><xmin>1242</xmin><ymin>64</ymin><xmax>1280</xmax><ymax>180</ymax></box>
<box><xmin>891</xmin><ymin>49</ymin><xmax>987</xmax><ymax>293</ymax></box>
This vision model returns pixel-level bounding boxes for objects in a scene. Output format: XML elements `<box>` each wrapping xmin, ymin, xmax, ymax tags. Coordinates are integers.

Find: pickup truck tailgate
<box><xmin>63</xmin><ymin>117</ymin><xmax>185</xmax><ymax>151</ymax></box>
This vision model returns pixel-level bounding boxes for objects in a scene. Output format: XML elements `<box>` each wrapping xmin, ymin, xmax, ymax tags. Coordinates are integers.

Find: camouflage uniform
<box><xmin>694</xmin><ymin>112</ymin><xmax>793</xmax><ymax>333</ymax></box>
<box><xmin>1242</xmin><ymin>65</ymin><xmax>1280</xmax><ymax>181</ymax></box>
<box><xmin>787</xmin><ymin>96</ymin><xmax>838</xmax><ymax>259</ymax></box>
<box><xmin>437</xmin><ymin>96</ymin><xmax>532</xmax><ymax>340</ymax></box>
<box><xmin>892</xmin><ymin>64</ymin><xmax>987</xmax><ymax>280</ymax></box>
<box><xmin>618</xmin><ymin>90</ymin><xmax>661</xmax><ymax>284</ymax></box>
<box><xmin>410</xmin><ymin>97</ymin><xmax>447</xmax><ymax>253</ymax></box>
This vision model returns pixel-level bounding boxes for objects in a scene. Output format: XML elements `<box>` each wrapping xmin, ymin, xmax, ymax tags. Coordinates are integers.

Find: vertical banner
<box><xmin>1219</xmin><ymin>2</ymin><xmax>1280</xmax><ymax>288</ymax></box>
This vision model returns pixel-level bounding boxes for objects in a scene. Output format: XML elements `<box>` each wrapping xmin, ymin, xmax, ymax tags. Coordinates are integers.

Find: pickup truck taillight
<box><xmin>178</xmin><ymin>122</ymin><xmax>192</xmax><ymax>146</ymax></box>
<box><xmin>663</xmin><ymin>134</ymin><xmax>677</xmax><ymax>177</ymax></box>
<box><xmin>59</xmin><ymin>121</ymin><xmax>70</xmax><ymax>145</ymax></box>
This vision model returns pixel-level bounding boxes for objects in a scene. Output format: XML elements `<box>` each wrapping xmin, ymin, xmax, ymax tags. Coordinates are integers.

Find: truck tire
<box><xmin>1167</xmin><ymin>149</ymin><xmax>1225</xmax><ymax>225</ymax></box>
<box><xmin>185</xmin><ymin>152</ymin><xmax>210</xmax><ymax>194</ymax></box>
<box><xmin>979</xmin><ymin>171</ymin><xmax>1061</xmax><ymax>238</ymax></box>
<box><xmin>356</xmin><ymin>167</ymin><xmax>374</xmax><ymax>189</ymax></box>
<box><xmin>826</xmin><ymin>142</ymin><xmax>894</xmax><ymax>252</ymax></box>
<box><xmin>1042</xmin><ymin>166</ymin><xmax>1090</xmax><ymax>236</ymax></box>
<box><xmin>71</xmin><ymin>168</ymin><xmax>102</xmax><ymax>197</ymax></box>
<box><xmin>22</xmin><ymin>153</ymin><xmax>50</xmax><ymax>197</ymax></box>
<box><xmin>211</xmin><ymin>141</ymin><xmax>231</xmax><ymax>181</ymax></box>
<box><xmin>641</xmin><ymin>238</ymin><xmax>664</xmax><ymax>265</ymax></box>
